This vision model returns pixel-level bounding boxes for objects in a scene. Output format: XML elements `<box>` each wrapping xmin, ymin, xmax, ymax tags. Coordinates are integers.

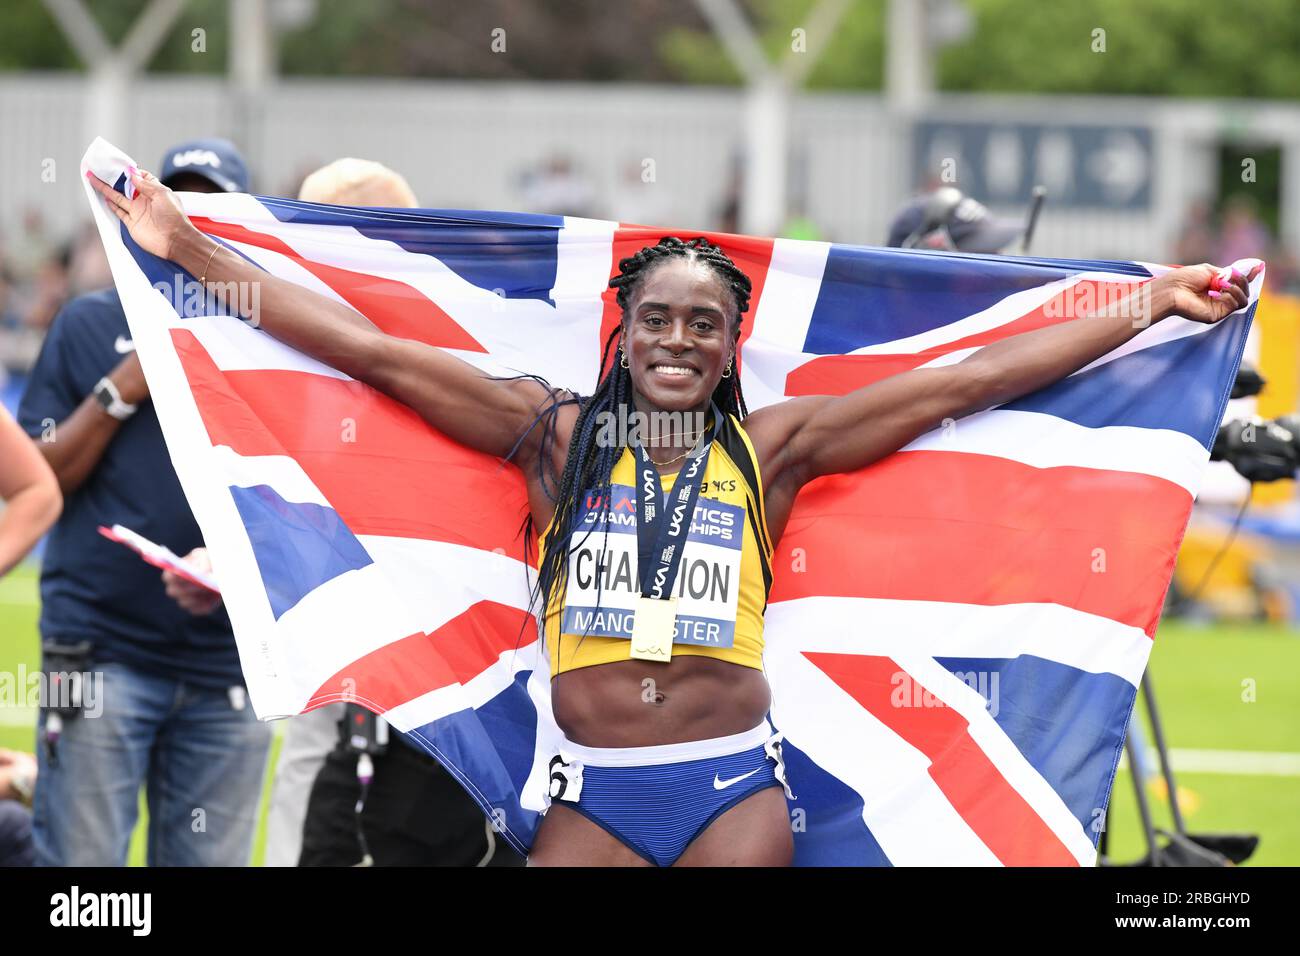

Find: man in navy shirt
<box><xmin>18</xmin><ymin>138</ymin><xmax>271</xmax><ymax>866</ymax></box>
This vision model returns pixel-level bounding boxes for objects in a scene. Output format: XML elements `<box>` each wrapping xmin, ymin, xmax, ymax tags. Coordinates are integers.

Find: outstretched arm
<box><xmin>753</xmin><ymin>263</ymin><xmax>1258</xmax><ymax>494</ymax></box>
<box><xmin>0</xmin><ymin>407</ymin><xmax>61</xmax><ymax>577</ymax></box>
<box><xmin>86</xmin><ymin>167</ymin><xmax>561</xmax><ymax>465</ymax></box>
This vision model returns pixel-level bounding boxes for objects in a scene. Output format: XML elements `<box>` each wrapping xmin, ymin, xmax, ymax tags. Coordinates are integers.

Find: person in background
<box><xmin>1217</xmin><ymin>195</ymin><xmax>1271</xmax><ymax>267</ymax></box>
<box><xmin>1173</xmin><ymin>198</ymin><xmax>1217</xmax><ymax>267</ymax></box>
<box><xmin>519</xmin><ymin>155</ymin><xmax>599</xmax><ymax>219</ymax></box>
<box><xmin>886</xmin><ymin>186</ymin><xmax>1025</xmax><ymax>253</ymax></box>
<box><xmin>0</xmin><ymin>749</ymin><xmax>39</xmax><ymax>867</ymax></box>
<box><xmin>0</xmin><ymin>397</ymin><xmax>61</xmax><ymax>868</ymax></box>
<box><xmin>18</xmin><ymin>137</ymin><xmax>271</xmax><ymax>867</ymax></box>
<box><xmin>0</xmin><ymin>404</ymin><xmax>61</xmax><ymax>576</ymax></box>
<box><xmin>266</xmin><ymin>157</ymin><xmax>521</xmax><ymax>867</ymax></box>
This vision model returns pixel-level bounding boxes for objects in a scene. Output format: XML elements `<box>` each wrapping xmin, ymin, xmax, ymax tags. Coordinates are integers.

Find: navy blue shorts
<box><xmin>546</xmin><ymin>722</ymin><xmax>794</xmax><ymax>866</ymax></box>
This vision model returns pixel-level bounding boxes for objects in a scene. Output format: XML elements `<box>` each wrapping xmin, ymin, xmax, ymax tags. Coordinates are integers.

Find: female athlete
<box><xmin>90</xmin><ymin>167</ymin><xmax>1257</xmax><ymax>866</ymax></box>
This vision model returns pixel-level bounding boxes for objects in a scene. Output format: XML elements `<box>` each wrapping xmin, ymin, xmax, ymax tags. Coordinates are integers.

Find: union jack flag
<box><xmin>82</xmin><ymin>138</ymin><xmax>1259</xmax><ymax>865</ymax></box>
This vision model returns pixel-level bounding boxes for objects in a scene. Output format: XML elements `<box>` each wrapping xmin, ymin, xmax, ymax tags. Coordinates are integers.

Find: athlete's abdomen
<box><xmin>550</xmin><ymin>656</ymin><xmax>772</xmax><ymax>748</ymax></box>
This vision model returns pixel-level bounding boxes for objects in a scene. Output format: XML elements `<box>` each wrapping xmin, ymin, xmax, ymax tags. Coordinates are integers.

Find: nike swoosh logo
<box><xmin>114</xmin><ymin>335</ymin><xmax>135</xmax><ymax>354</ymax></box>
<box><xmin>713</xmin><ymin>767</ymin><xmax>761</xmax><ymax>790</ymax></box>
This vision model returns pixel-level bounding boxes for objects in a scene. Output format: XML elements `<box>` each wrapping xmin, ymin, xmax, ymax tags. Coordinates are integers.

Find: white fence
<box><xmin>1</xmin><ymin>73</ymin><xmax>1298</xmax><ymax>261</ymax></box>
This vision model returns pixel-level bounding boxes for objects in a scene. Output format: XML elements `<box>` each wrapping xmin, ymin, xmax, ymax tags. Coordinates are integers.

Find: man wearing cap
<box><xmin>18</xmin><ymin>138</ymin><xmax>271</xmax><ymax>866</ymax></box>
<box><xmin>886</xmin><ymin>185</ymin><xmax>1026</xmax><ymax>253</ymax></box>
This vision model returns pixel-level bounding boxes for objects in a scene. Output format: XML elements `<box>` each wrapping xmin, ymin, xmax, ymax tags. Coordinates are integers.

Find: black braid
<box><xmin>497</xmin><ymin>236</ymin><xmax>754</xmax><ymax>677</ymax></box>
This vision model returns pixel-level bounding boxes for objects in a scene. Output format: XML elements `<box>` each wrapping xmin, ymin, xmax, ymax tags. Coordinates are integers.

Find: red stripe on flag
<box><xmin>190</xmin><ymin>215</ymin><xmax>486</xmax><ymax>352</ymax></box>
<box><xmin>308</xmin><ymin>601</ymin><xmax>536</xmax><ymax>712</ymax></box>
<box><xmin>786</xmin><ymin>280</ymin><xmax>1149</xmax><ymax>396</ymax></box>
<box><xmin>771</xmin><ymin>449</ymin><xmax>1189</xmax><ymax>636</ymax></box>
<box><xmin>171</xmin><ymin>329</ymin><xmax>532</xmax><ymax>557</ymax></box>
<box><xmin>806</xmin><ymin>652</ymin><xmax>1079</xmax><ymax>866</ymax></box>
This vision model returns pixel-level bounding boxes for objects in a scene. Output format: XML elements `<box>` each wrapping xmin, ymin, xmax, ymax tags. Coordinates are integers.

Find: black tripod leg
<box><xmin>1126</xmin><ymin>709</ymin><xmax>1161</xmax><ymax>864</ymax></box>
<box><xmin>1142</xmin><ymin>669</ymin><xmax>1186</xmax><ymax>835</ymax></box>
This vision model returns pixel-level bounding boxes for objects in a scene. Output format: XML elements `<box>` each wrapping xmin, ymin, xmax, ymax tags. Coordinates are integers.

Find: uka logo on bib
<box><xmin>562</xmin><ymin>483</ymin><xmax>743</xmax><ymax>648</ymax></box>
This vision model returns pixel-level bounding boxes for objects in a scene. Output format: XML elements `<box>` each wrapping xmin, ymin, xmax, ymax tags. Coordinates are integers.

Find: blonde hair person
<box><xmin>297</xmin><ymin>158</ymin><xmax>418</xmax><ymax>207</ymax></box>
<box><xmin>268</xmin><ymin>159</ymin><xmax>520</xmax><ymax>868</ymax></box>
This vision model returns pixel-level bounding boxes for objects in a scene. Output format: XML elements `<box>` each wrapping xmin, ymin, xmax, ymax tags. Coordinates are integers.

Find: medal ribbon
<box><xmin>630</xmin><ymin>401</ymin><xmax>723</xmax><ymax>601</ymax></box>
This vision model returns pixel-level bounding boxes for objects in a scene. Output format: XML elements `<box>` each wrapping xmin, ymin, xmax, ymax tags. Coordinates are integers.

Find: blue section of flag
<box><xmin>260</xmin><ymin>198</ymin><xmax>564</xmax><ymax>306</ymax></box>
<box><xmin>1003</xmin><ymin>310</ymin><xmax>1253</xmax><ymax>449</ymax></box>
<box><xmin>803</xmin><ymin>245</ymin><xmax>1152</xmax><ymax>355</ymax></box>
<box><xmin>227</xmin><ymin>484</ymin><xmax>373</xmax><ymax>620</ymax></box>
<box><xmin>783</xmin><ymin>741</ymin><xmax>892</xmax><ymax>865</ymax></box>
<box><xmin>403</xmin><ymin>671</ymin><xmax>541</xmax><ymax>855</ymax></box>
<box><xmin>934</xmin><ymin>654</ymin><xmax>1137</xmax><ymax>844</ymax></box>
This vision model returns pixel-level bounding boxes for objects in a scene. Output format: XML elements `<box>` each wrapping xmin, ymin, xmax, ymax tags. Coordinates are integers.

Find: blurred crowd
<box><xmin>1175</xmin><ymin>195</ymin><xmax>1300</xmax><ymax>296</ymax></box>
<box><xmin>0</xmin><ymin>213</ymin><xmax>112</xmax><ymax>383</ymax></box>
<box><xmin>6</xmin><ymin>160</ymin><xmax>1299</xmax><ymax>392</ymax></box>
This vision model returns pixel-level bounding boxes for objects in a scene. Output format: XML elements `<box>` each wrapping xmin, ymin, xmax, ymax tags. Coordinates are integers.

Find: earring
<box><xmin>619</xmin><ymin>348</ymin><xmax>629</xmax><ymax>370</ymax></box>
<box><xmin>722</xmin><ymin>360</ymin><xmax>733</xmax><ymax>378</ymax></box>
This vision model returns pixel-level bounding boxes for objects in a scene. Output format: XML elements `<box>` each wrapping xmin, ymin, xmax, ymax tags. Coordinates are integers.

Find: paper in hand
<box><xmin>97</xmin><ymin>524</ymin><xmax>221</xmax><ymax>594</ymax></box>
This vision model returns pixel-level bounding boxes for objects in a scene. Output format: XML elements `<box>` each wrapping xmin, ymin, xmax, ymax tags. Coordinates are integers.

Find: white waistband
<box><xmin>558</xmin><ymin>721</ymin><xmax>773</xmax><ymax>768</ymax></box>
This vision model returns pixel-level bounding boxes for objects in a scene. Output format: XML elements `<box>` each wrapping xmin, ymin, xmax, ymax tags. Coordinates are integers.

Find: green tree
<box><xmin>938</xmin><ymin>0</ymin><xmax>1300</xmax><ymax>99</ymax></box>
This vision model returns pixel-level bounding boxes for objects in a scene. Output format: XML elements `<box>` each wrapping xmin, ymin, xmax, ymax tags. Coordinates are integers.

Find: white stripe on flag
<box><xmin>767</xmin><ymin>596</ymin><xmax>1153</xmax><ymax>688</ymax></box>
<box><xmin>181</xmin><ymin>314</ymin><xmax>353</xmax><ymax>379</ymax></box>
<box><xmin>901</xmin><ymin>409</ymin><xmax>1208</xmax><ymax>495</ymax></box>
<box><xmin>766</xmin><ymin>639</ymin><xmax>1003</xmax><ymax>866</ymax></box>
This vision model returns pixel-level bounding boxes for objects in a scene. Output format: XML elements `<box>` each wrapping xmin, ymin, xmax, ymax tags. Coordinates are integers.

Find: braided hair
<box><xmin>501</xmin><ymin>237</ymin><xmax>754</xmax><ymax>670</ymax></box>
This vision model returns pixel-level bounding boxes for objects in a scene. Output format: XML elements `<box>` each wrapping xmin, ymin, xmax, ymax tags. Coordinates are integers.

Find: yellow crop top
<box><xmin>539</xmin><ymin>412</ymin><xmax>774</xmax><ymax>676</ymax></box>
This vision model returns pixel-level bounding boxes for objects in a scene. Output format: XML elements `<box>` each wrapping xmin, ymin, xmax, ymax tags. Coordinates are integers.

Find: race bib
<box><xmin>560</xmin><ymin>484</ymin><xmax>743</xmax><ymax>647</ymax></box>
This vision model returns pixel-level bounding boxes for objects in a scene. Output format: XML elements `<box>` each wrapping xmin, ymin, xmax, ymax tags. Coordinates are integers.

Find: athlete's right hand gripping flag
<box><xmin>81</xmin><ymin>137</ymin><xmax>1263</xmax><ymax>865</ymax></box>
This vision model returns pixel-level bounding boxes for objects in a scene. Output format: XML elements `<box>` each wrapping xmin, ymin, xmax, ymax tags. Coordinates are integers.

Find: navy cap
<box><xmin>887</xmin><ymin>187</ymin><xmax>1023</xmax><ymax>253</ymax></box>
<box><xmin>159</xmin><ymin>138</ymin><xmax>249</xmax><ymax>193</ymax></box>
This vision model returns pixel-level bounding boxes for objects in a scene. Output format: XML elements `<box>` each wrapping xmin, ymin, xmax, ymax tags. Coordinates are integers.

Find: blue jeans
<box><xmin>33</xmin><ymin>660</ymin><xmax>271</xmax><ymax>866</ymax></box>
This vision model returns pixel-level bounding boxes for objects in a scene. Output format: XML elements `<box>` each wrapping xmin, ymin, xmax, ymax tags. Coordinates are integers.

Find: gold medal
<box><xmin>629</xmin><ymin>595</ymin><xmax>678</xmax><ymax>662</ymax></box>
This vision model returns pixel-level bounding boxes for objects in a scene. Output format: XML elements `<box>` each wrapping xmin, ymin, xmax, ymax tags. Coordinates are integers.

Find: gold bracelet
<box><xmin>197</xmin><ymin>240</ymin><xmax>219</xmax><ymax>285</ymax></box>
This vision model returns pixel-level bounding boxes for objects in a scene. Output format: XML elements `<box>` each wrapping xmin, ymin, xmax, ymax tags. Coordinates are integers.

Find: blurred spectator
<box><xmin>276</xmin><ymin>157</ymin><xmax>522</xmax><ymax>868</ymax></box>
<box><xmin>1173</xmin><ymin>198</ymin><xmax>1217</xmax><ymax>266</ymax></box>
<box><xmin>886</xmin><ymin>186</ymin><xmax>1023</xmax><ymax>253</ymax></box>
<box><xmin>1261</xmin><ymin>241</ymin><xmax>1300</xmax><ymax>296</ymax></box>
<box><xmin>519</xmin><ymin>154</ymin><xmax>598</xmax><ymax>218</ymax></box>
<box><xmin>715</xmin><ymin>149</ymin><xmax>744</xmax><ymax>234</ymax></box>
<box><xmin>22</xmin><ymin>242</ymin><xmax>72</xmax><ymax>334</ymax></box>
<box><xmin>1217</xmin><ymin>195</ymin><xmax>1271</xmax><ymax>266</ymax></box>
<box><xmin>19</xmin><ymin>137</ymin><xmax>272</xmax><ymax>867</ymax></box>
<box><xmin>0</xmin><ymin>749</ymin><xmax>38</xmax><ymax>867</ymax></box>
<box><xmin>66</xmin><ymin>222</ymin><xmax>112</xmax><ymax>296</ymax></box>
<box><xmin>781</xmin><ymin>201</ymin><xmax>824</xmax><ymax>242</ymax></box>
<box><xmin>5</xmin><ymin>209</ymin><xmax>55</xmax><ymax>286</ymax></box>
<box><xmin>610</xmin><ymin>157</ymin><xmax>671</xmax><ymax>227</ymax></box>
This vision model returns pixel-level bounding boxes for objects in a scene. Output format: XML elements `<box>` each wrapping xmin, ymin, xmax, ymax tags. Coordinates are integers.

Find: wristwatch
<box><xmin>93</xmin><ymin>376</ymin><xmax>138</xmax><ymax>421</ymax></box>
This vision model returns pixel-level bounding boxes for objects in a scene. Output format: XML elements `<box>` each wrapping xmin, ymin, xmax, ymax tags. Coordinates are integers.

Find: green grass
<box><xmin>1099</xmin><ymin>619</ymin><xmax>1300</xmax><ymax>866</ymax></box>
<box><xmin>0</xmin><ymin>562</ymin><xmax>282</xmax><ymax>866</ymax></box>
<box><xmin>3</xmin><ymin>561</ymin><xmax>1298</xmax><ymax>865</ymax></box>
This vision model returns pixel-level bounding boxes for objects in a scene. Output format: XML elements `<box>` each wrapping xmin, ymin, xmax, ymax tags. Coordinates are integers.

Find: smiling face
<box><xmin>621</xmin><ymin>257</ymin><xmax>739</xmax><ymax>414</ymax></box>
